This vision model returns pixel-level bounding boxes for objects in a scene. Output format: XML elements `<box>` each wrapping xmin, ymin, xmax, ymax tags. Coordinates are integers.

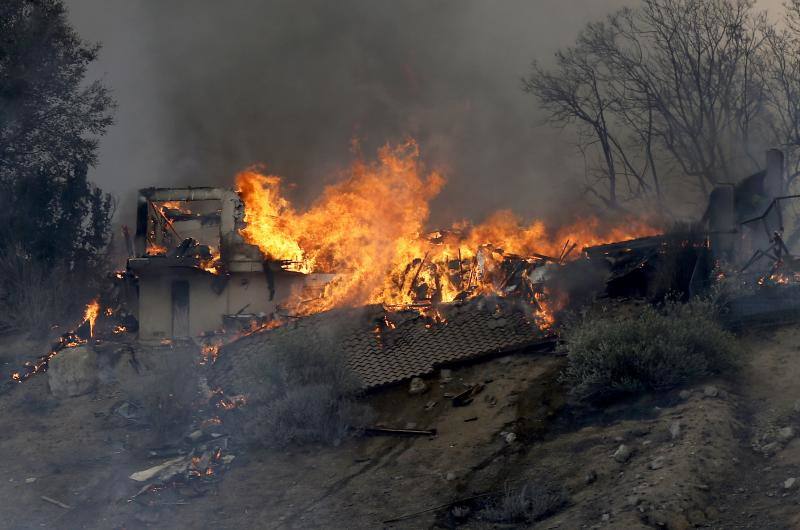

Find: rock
<box><xmin>134</xmin><ymin>510</ymin><xmax>160</xmax><ymax>524</ymax></box>
<box><xmin>408</xmin><ymin>377</ymin><xmax>428</xmax><ymax>395</ymax></box>
<box><xmin>504</xmin><ymin>432</ymin><xmax>517</xmax><ymax>444</ymax></box>
<box><xmin>445</xmin><ymin>471</ymin><xmax>456</xmax><ymax>481</ymax></box>
<box><xmin>649</xmin><ymin>456</ymin><xmax>666</xmax><ymax>470</ymax></box>
<box><xmin>48</xmin><ymin>346</ymin><xmax>97</xmax><ymax>398</ymax></box>
<box><xmin>129</xmin><ymin>456</ymin><xmax>187</xmax><ymax>482</ymax></box>
<box><xmin>187</xmin><ymin>430</ymin><xmax>204</xmax><ymax>442</ymax></box>
<box><xmin>784</xmin><ymin>477</ymin><xmax>797</xmax><ymax>490</ymax></box>
<box><xmin>703</xmin><ymin>385</ymin><xmax>719</xmax><ymax>398</ymax></box>
<box><xmin>113</xmin><ymin>401</ymin><xmax>140</xmax><ymax>420</ymax></box>
<box><xmin>777</xmin><ymin>426</ymin><xmax>795</xmax><ymax>443</ymax></box>
<box><xmin>612</xmin><ymin>444</ymin><xmax>632</xmax><ymax>463</ymax></box>
<box><xmin>601</xmin><ymin>513</ymin><xmax>611</xmax><ymax>522</ymax></box>
<box><xmin>666</xmin><ymin>513</ymin><xmax>691</xmax><ymax>530</ymax></box>
<box><xmin>585</xmin><ymin>470</ymin><xmax>598</xmax><ymax>484</ymax></box>
<box><xmin>628</xmin><ymin>494</ymin><xmax>646</xmax><ymax>506</ymax></box>
<box><xmin>669</xmin><ymin>420</ymin><xmax>682</xmax><ymax>440</ymax></box>
<box><xmin>762</xmin><ymin>442</ymin><xmax>782</xmax><ymax>455</ymax></box>
<box><xmin>687</xmin><ymin>509</ymin><xmax>707</xmax><ymax>526</ymax></box>
<box><xmin>628</xmin><ymin>427</ymin><xmax>650</xmax><ymax>438</ymax></box>
<box><xmin>25</xmin><ymin>477</ymin><xmax>36</xmax><ymax>484</ymax></box>
<box><xmin>679</xmin><ymin>389</ymin><xmax>692</xmax><ymax>400</ymax></box>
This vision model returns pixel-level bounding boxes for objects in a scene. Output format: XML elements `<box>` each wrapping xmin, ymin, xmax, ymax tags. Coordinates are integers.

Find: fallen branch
<box><xmin>41</xmin><ymin>496</ymin><xmax>72</xmax><ymax>510</ymax></box>
<box><xmin>364</xmin><ymin>426</ymin><xmax>437</xmax><ymax>437</ymax></box>
<box><xmin>452</xmin><ymin>383</ymin><xmax>485</xmax><ymax>407</ymax></box>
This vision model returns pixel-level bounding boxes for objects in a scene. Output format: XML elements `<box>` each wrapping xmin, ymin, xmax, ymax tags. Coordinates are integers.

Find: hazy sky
<box><xmin>64</xmin><ymin>0</ymin><xmax>786</xmax><ymax>225</ymax></box>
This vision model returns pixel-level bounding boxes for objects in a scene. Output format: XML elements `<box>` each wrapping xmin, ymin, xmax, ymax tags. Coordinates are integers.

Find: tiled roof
<box><xmin>211</xmin><ymin>297</ymin><xmax>549</xmax><ymax>391</ymax></box>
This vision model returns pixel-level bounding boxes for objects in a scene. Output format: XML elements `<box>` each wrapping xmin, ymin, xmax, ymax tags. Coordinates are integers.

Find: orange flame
<box><xmin>83</xmin><ymin>299</ymin><xmax>100</xmax><ymax>338</ymax></box>
<box><xmin>236</xmin><ymin>140</ymin><xmax>659</xmax><ymax>318</ymax></box>
<box><xmin>200</xmin><ymin>247</ymin><xmax>221</xmax><ymax>275</ymax></box>
<box><xmin>146</xmin><ymin>243</ymin><xmax>167</xmax><ymax>256</ymax></box>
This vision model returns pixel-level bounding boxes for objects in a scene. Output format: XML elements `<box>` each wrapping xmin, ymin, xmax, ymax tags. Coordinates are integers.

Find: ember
<box><xmin>145</xmin><ymin>242</ymin><xmax>168</xmax><ymax>256</ymax></box>
<box><xmin>199</xmin><ymin>341</ymin><xmax>222</xmax><ymax>366</ymax></box>
<box><xmin>217</xmin><ymin>394</ymin><xmax>247</xmax><ymax>410</ymax></box>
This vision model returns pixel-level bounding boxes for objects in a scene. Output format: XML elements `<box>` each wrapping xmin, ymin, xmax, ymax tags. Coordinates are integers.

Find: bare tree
<box><xmin>524</xmin><ymin>46</ymin><xmax>629</xmax><ymax>209</ymax></box>
<box><xmin>762</xmin><ymin>0</ymin><xmax>800</xmax><ymax>184</ymax></box>
<box><xmin>526</xmin><ymin>0</ymin><xmax>768</xmax><ymax>209</ymax></box>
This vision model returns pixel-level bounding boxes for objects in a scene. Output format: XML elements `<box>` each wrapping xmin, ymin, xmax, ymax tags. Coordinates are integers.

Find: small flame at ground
<box><xmin>146</xmin><ymin>243</ymin><xmax>167</xmax><ymax>256</ymax></box>
<box><xmin>83</xmin><ymin>299</ymin><xmax>100</xmax><ymax>338</ymax></box>
<box><xmin>199</xmin><ymin>341</ymin><xmax>222</xmax><ymax>366</ymax></box>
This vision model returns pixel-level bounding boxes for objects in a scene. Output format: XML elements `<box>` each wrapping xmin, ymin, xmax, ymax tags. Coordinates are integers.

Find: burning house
<box><xmin>121</xmin><ymin>144</ymin><xmax>664</xmax><ymax>345</ymax></box>
<box><xmin>127</xmin><ymin>187</ymin><xmax>329</xmax><ymax>342</ymax></box>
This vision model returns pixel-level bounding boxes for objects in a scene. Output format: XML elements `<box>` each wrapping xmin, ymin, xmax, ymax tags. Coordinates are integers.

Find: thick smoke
<box><xmin>64</xmin><ymin>0</ymin><xmax>784</xmax><ymax>227</ymax></box>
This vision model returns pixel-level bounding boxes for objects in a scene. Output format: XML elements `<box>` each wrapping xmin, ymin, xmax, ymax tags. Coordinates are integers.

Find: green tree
<box><xmin>0</xmin><ymin>0</ymin><xmax>115</xmax><ymax>330</ymax></box>
<box><xmin>0</xmin><ymin>0</ymin><xmax>115</xmax><ymax>269</ymax></box>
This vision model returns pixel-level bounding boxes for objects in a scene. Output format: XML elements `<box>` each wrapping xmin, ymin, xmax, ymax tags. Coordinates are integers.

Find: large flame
<box><xmin>238</xmin><ymin>140</ymin><xmax>445</xmax><ymax>311</ymax></box>
<box><xmin>236</xmin><ymin>140</ymin><xmax>659</xmax><ymax>315</ymax></box>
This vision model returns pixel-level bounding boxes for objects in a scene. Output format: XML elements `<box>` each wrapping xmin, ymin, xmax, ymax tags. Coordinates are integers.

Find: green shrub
<box><xmin>562</xmin><ymin>300</ymin><xmax>740</xmax><ymax>401</ymax></box>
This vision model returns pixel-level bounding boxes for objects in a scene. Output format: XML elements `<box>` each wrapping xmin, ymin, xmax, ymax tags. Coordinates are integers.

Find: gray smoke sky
<box><xmin>64</xmin><ymin>0</ymin><xmax>784</xmax><ymax>226</ymax></box>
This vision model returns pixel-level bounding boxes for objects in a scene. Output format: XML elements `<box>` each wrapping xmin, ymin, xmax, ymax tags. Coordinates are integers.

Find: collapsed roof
<box><xmin>210</xmin><ymin>296</ymin><xmax>552</xmax><ymax>392</ymax></box>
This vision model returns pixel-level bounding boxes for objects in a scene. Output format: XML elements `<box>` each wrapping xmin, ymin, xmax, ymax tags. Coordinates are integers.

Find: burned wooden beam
<box><xmin>452</xmin><ymin>383</ymin><xmax>485</xmax><ymax>407</ymax></box>
<box><xmin>364</xmin><ymin>426</ymin><xmax>437</xmax><ymax>437</ymax></box>
<box><xmin>583</xmin><ymin>235</ymin><xmax>665</xmax><ymax>258</ymax></box>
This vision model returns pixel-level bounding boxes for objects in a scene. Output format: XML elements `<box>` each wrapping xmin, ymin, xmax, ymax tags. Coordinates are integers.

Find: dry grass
<box><xmin>238</xmin><ymin>343</ymin><xmax>372</xmax><ymax>448</ymax></box>
<box><xmin>119</xmin><ymin>348</ymin><xmax>199</xmax><ymax>444</ymax></box>
<box><xmin>478</xmin><ymin>481</ymin><xmax>567</xmax><ymax>523</ymax></box>
<box><xmin>0</xmin><ymin>252</ymin><xmax>92</xmax><ymax>333</ymax></box>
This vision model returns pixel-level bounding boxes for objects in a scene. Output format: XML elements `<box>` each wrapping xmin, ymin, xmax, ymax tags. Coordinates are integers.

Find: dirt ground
<box><xmin>1</xmin><ymin>324</ymin><xmax>800</xmax><ymax>529</ymax></box>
